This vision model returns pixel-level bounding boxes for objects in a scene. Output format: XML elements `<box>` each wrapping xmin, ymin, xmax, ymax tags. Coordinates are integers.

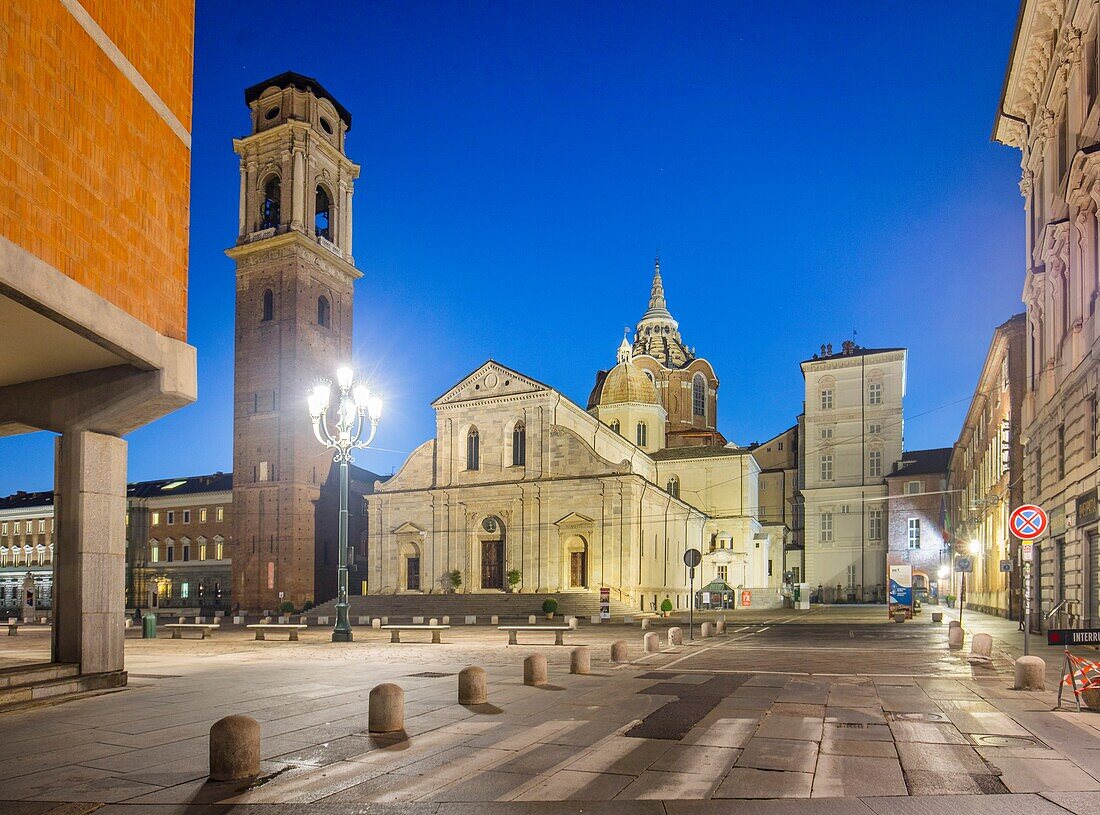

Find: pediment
<box><xmin>555</xmin><ymin>512</ymin><xmax>594</xmax><ymax>527</ymax></box>
<box><xmin>393</xmin><ymin>521</ymin><xmax>424</xmax><ymax>535</ymax></box>
<box><xmin>432</xmin><ymin>361</ymin><xmax>551</xmax><ymax>407</ymax></box>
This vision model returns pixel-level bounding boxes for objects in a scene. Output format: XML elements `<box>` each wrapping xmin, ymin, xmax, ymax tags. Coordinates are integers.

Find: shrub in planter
<box><xmin>542</xmin><ymin>598</ymin><xmax>558</xmax><ymax>619</ymax></box>
<box><xmin>507</xmin><ymin>569</ymin><xmax>521</xmax><ymax>593</ymax></box>
<box><xmin>945</xmin><ymin>594</ymin><xmax>956</xmax><ymax>607</ymax></box>
<box><xmin>278</xmin><ymin>601</ymin><xmax>295</xmax><ymax>614</ymax></box>
<box><xmin>660</xmin><ymin>597</ymin><xmax>673</xmax><ymax>617</ymax></box>
<box><xmin>449</xmin><ymin>570</ymin><xmax>463</xmax><ymax>593</ymax></box>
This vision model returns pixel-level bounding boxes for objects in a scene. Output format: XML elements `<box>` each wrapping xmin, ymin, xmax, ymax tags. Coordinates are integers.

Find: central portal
<box><xmin>481</xmin><ymin>540</ymin><xmax>504</xmax><ymax>590</ymax></box>
<box><xmin>570</xmin><ymin>550</ymin><xmax>587</xmax><ymax>588</ymax></box>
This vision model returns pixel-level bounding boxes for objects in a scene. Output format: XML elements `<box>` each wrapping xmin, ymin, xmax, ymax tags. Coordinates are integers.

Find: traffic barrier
<box><xmin>1058</xmin><ymin>651</ymin><xmax>1100</xmax><ymax>710</ymax></box>
<box><xmin>368</xmin><ymin>683</ymin><xmax>404</xmax><ymax>732</ymax></box>
<box><xmin>209</xmin><ymin>715</ymin><xmax>260</xmax><ymax>780</ymax></box>
<box><xmin>610</xmin><ymin>640</ymin><xmax>628</xmax><ymax>662</ymax></box>
<box><xmin>458</xmin><ymin>666</ymin><xmax>487</xmax><ymax>705</ymax></box>
<box><xmin>570</xmin><ymin>646</ymin><xmax>591</xmax><ymax>674</ymax></box>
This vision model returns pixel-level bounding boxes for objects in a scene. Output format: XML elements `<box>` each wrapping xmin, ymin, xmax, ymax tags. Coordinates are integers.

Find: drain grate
<box><xmin>888</xmin><ymin>711</ymin><xmax>947</xmax><ymax>722</ymax></box>
<box><xmin>407</xmin><ymin>671</ymin><xmax>454</xmax><ymax>678</ymax></box>
<box><xmin>969</xmin><ymin>733</ymin><xmax>1048</xmax><ymax>749</ymax></box>
<box><xmin>834</xmin><ymin>723</ymin><xmax>869</xmax><ymax>729</ymax></box>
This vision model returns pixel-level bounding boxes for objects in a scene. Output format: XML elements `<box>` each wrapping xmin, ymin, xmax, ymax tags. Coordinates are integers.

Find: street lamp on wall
<box><xmin>309</xmin><ymin>365</ymin><xmax>382</xmax><ymax>643</ymax></box>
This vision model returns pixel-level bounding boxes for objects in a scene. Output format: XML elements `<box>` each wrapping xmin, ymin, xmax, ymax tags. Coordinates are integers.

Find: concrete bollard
<box><xmin>528</xmin><ymin>615</ymin><xmax>537</xmax><ymax>625</ymax></box>
<box><xmin>611</xmin><ymin>640</ymin><xmax>629</xmax><ymax>662</ymax></box>
<box><xmin>442</xmin><ymin>616</ymin><xmax>450</xmax><ymax>625</ymax></box>
<box><xmin>491</xmin><ymin>615</ymin><xmax>499</xmax><ymax>625</ymax></box>
<box><xmin>372</xmin><ymin>618</ymin><xmax>381</xmax><ymax>629</ymax></box>
<box><xmin>358</xmin><ymin>616</ymin><xmax>369</xmax><ymax>625</ymax></box>
<box><xmin>892</xmin><ymin>612</ymin><xmax>906</xmax><ymax>623</ymax></box>
<box><xmin>715</xmin><ymin>620</ymin><xmax>726</xmax><ymax>634</ymax></box>
<box><xmin>948</xmin><ymin>619</ymin><xmax>962</xmax><ymax>629</ymax></box>
<box><xmin>700</xmin><ymin>622</ymin><xmax>714</xmax><ymax>638</ymax></box>
<box><xmin>644</xmin><ymin>632</ymin><xmax>660</xmax><ymax>653</ymax></box>
<box><xmin>209</xmin><ymin>715</ymin><xmax>260</xmax><ymax>781</ymax></box>
<box><xmin>590</xmin><ymin>614</ymin><xmax>601</xmax><ymax>625</ymax></box>
<box><xmin>317</xmin><ymin>616</ymin><xmax>330</xmax><ymax>625</ymax></box>
<box><xmin>524</xmin><ymin>654</ymin><xmax>548</xmax><ymax>686</ymax></box>
<box><xmin>429</xmin><ymin>618</ymin><xmax>438</xmax><ymax>626</ymax></box>
<box><xmin>465</xmin><ymin>615</ymin><xmax>477</xmax><ymax>625</ymax></box>
<box><xmin>668</xmin><ymin>626</ymin><xmax>683</xmax><ymax>646</ymax></box>
<box><xmin>931</xmin><ymin>612</ymin><xmax>943</xmax><ymax>623</ymax></box>
<box><xmin>968</xmin><ymin>633</ymin><xmax>994</xmax><ymax>662</ymax></box>
<box><xmin>568</xmin><ymin>617</ymin><xmax>578</xmax><ymax>630</ymax></box>
<box><xmin>458</xmin><ymin>666</ymin><xmax>487</xmax><ymax>704</ymax></box>
<box><xmin>178</xmin><ymin>616</ymin><xmax>186</xmax><ymax>624</ymax></box>
<box><xmin>641</xmin><ymin>617</ymin><xmax>651</xmax><ymax>630</ymax></box>
<box><xmin>382</xmin><ymin>616</ymin><xmax>389</xmax><ymax>625</ymax></box>
<box><xmin>1014</xmin><ymin>655</ymin><xmax>1046</xmax><ymax>690</ymax></box>
<box><xmin>368</xmin><ymin>683</ymin><xmax>405</xmax><ymax>733</ymax></box>
<box><xmin>948</xmin><ymin>626</ymin><xmax>965</xmax><ymax>649</ymax></box>
<box><xmin>413</xmin><ymin>616</ymin><xmax>424</xmax><ymax>625</ymax></box>
<box><xmin>233</xmin><ymin>615</ymin><xmax>244</xmax><ymax>625</ymax></box>
<box><xmin>260</xmin><ymin>616</ymin><xmax>271</xmax><ymax>624</ymax></box>
<box><xmin>571</xmin><ymin>646</ymin><xmax>591</xmax><ymax>674</ymax></box>
<box><xmin>276</xmin><ymin>616</ymin><xmax>287</xmax><ymax>625</ymax></box>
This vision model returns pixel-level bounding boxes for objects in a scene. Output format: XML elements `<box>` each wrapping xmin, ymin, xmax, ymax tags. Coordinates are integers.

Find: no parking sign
<box><xmin>1010</xmin><ymin>505</ymin><xmax>1048</xmax><ymax>540</ymax></box>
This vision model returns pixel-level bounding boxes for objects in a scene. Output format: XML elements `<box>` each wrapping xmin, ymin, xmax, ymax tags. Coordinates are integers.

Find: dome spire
<box><xmin>648</xmin><ymin>255</ymin><xmax>668</xmax><ymax>315</ymax></box>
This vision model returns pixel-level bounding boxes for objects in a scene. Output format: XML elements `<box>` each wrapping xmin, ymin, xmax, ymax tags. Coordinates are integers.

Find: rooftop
<box><xmin>650</xmin><ymin>445</ymin><xmax>749</xmax><ymax>461</ymax></box>
<box><xmin>245</xmin><ymin>71</ymin><xmax>352</xmax><ymax>129</ymax></box>
<box><xmin>886</xmin><ymin>447</ymin><xmax>953</xmax><ymax>478</ymax></box>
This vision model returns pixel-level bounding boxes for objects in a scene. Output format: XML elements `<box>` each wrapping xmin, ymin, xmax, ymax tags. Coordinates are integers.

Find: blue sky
<box><xmin>0</xmin><ymin>1</ymin><xmax>1025</xmax><ymax>494</ymax></box>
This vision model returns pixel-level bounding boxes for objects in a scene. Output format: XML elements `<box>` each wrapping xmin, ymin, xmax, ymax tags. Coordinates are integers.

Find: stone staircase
<box><xmin>0</xmin><ymin>663</ymin><xmax>127</xmax><ymax>712</ymax></box>
<box><xmin>306</xmin><ymin>591</ymin><xmax>636</xmax><ymax>622</ymax></box>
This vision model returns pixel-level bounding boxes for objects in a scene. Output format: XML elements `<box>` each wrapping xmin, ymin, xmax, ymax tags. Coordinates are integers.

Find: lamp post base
<box><xmin>332</xmin><ymin>602</ymin><xmax>353</xmax><ymax>642</ymax></box>
<box><xmin>331</xmin><ymin>628</ymin><xmax>353</xmax><ymax>643</ymax></box>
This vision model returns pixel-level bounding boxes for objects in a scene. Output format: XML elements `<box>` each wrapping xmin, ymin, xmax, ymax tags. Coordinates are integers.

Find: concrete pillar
<box><xmin>948</xmin><ymin>620</ymin><xmax>962</xmax><ymax>629</ymax></box>
<box><xmin>948</xmin><ymin>626</ymin><xmax>964</xmax><ymax>649</ymax></box>
<box><xmin>372</xmin><ymin>618</ymin><xmax>381</xmax><ymax>629</ymax></box>
<box><xmin>611</xmin><ymin>640</ymin><xmax>628</xmax><ymax>662</ymax></box>
<box><xmin>570</xmin><ymin>646</ymin><xmax>590</xmax><ymax>674</ymax></box>
<box><xmin>524</xmin><ymin>654</ymin><xmax>547</xmax><ymax>686</ymax></box>
<box><xmin>668</xmin><ymin>626</ymin><xmax>683</xmax><ymax>646</ymax></box>
<box><xmin>700</xmin><ymin>622</ymin><xmax>713</xmax><ymax>638</ymax></box>
<box><xmin>368</xmin><ymin>683</ymin><xmax>404</xmax><ymax>732</ymax></box>
<box><xmin>53</xmin><ymin>431</ymin><xmax>127</xmax><ymax>675</ymax></box>
<box><xmin>931</xmin><ymin>612</ymin><xmax>943</xmax><ymax>623</ymax></box>
<box><xmin>209</xmin><ymin>715</ymin><xmax>260</xmax><ymax>781</ymax></box>
<box><xmin>458</xmin><ymin>666</ymin><xmax>487</xmax><ymax>704</ymax></box>
<box><xmin>1014</xmin><ymin>655</ymin><xmax>1046</xmax><ymax>690</ymax></box>
<box><xmin>644</xmin><ymin>632</ymin><xmax>659</xmax><ymax>653</ymax></box>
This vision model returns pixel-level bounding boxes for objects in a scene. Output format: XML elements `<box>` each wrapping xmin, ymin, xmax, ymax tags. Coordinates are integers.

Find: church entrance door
<box><xmin>570</xmin><ymin>551</ymin><xmax>587</xmax><ymax>588</ymax></box>
<box><xmin>406</xmin><ymin>557</ymin><xmax>420</xmax><ymax>592</ymax></box>
<box><xmin>481</xmin><ymin>541</ymin><xmax>504</xmax><ymax>590</ymax></box>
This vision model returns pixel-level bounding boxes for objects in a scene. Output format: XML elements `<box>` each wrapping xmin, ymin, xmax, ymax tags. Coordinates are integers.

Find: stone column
<box><xmin>292</xmin><ymin>148</ymin><xmax>305</xmax><ymax>229</ymax></box>
<box><xmin>53</xmin><ymin>431</ymin><xmax>127</xmax><ymax>675</ymax></box>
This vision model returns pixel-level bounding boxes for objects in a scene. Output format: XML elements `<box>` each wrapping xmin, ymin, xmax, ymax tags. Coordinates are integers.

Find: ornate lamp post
<box><xmin>308</xmin><ymin>366</ymin><xmax>382</xmax><ymax>642</ymax></box>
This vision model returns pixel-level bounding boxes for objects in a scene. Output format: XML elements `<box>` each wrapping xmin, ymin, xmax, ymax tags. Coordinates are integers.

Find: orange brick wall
<box><xmin>0</xmin><ymin>1</ymin><xmax>194</xmax><ymax>342</ymax></box>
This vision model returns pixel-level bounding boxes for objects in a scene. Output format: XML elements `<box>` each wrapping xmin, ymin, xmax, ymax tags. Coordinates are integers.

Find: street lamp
<box><xmin>968</xmin><ymin>539</ymin><xmax>981</xmax><ymax>556</ymax></box>
<box><xmin>308</xmin><ymin>365</ymin><xmax>382</xmax><ymax>642</ymax></box>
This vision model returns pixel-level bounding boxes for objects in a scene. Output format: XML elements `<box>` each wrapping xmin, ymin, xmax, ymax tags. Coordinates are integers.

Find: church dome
<box><xmin>600</xmin><ymin>361</ymin><xmax>658</xmax><ymax>406</ymax></box>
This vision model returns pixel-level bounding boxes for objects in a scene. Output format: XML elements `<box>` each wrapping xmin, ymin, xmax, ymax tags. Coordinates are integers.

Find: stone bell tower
<box><xmin>226</xmin><ymin>72</ymin><xmax>361</xmax><ymax>611</ymax></box>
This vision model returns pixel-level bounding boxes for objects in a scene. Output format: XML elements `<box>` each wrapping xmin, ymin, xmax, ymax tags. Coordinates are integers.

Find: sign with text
<box><xmin>599</xmin><ymin>587</ymin><xmax>610</xmax><ymax>620</ymax></box>
<box><xmin>1078</xmin><ymin>490</ymin><xmax>1099</xmax><ymax>526</ymax></box>
<box><xmin>888</xmin><ymin>564</ymin><xmax>912</xmax><ymax>609</ymax></box>
<box><xmin>1048</xmin><ymin>629</ymin><xmax>1100</xmax><ymax>646</ymax></box>
<box><xmin>740</xmin><ymin>590</ymin><xmax>752</xmax><ymax>607</ymax></box>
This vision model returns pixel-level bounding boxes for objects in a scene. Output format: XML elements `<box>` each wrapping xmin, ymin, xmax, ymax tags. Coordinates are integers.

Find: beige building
<box><xmin>947</xmin><ymin>314</ymin><xmax>1026</xmax><ymax>619</ymax></box>
<box><xmin>799</xmin><ymin>342</ymin><xmax>907</xmax><ymax>601</ymax></box>
<box><xmin>995</xmin><ymin>1</ymin><xmax>1100</xmax><ymax>628</ymax></box>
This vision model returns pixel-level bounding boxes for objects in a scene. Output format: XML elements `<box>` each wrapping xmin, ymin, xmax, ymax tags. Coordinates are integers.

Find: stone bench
<box><xmin>498</xmin><ymin>625</ymin><xmax>570</xmax><ymax>645</ymax></box>
<box><xmin>246</xmin><ymin>624</ymin><xmax>308</xmax><ymax>641</ymax></box>
<box><xmin>382</xmin><ymin>624</ymin><xmax>450</xmax><ymax>644</ymax></box>
<box><xmin>163</xmin><ymin>623</ymin><xmax>220</xmax><ymax>640</ymax></box>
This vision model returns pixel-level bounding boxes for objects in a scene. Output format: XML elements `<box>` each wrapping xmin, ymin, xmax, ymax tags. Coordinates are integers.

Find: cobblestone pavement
<box><xmin>4</xmin><ymin>606</ymin><xmax>1100</xmax><ymax>813</ymax></box>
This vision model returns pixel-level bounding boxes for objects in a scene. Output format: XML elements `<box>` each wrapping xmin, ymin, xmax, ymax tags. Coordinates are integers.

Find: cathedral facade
<box><xmin>366</xmin><ymin>270</ymin><xmax>779</xmax><ymax>610</ymax></box>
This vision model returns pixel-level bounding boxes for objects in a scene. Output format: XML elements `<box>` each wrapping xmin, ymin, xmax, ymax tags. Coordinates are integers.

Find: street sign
<box><xmin>1048</xmin><ymin>629</ymin><xmax>1100</xmax><ymax>646</ymax></box>
<box><xmin>1022</xmin><ymin>543</ymin><xmax>1035</xmax><ymax>560</ymax></box>
<box><xmin>683</xmin><ymin>548</ymin><xmax>702</xmax><ymax>568</ymax></box>
<box><xmin>740</xmin><ymin>590</ymin><xmax>752</xmax><ymax>607</ymax></box>
<box><xmin>999</xmin><ymin>559</ymin><xmax>1013</xmax><ymax>573</ymax></box>
<box><xmin>955</xmin><ymin>556</ymin><xmax>973</xmax><ymax>573</ymax></box>
<box><xmin>1010</xmin><ymin>505</ymin><xmax>1048</xmax><ymax>540</ymax></box>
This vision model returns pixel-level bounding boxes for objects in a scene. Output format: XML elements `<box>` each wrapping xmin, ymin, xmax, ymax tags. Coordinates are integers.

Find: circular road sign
<box><xmin>1010</xmin><ymin>505</ymin><xmax>1048</xmax><ymax>540</ymax></box>
<box><xmin>683</xmin><ymin>548</ymin><xmax>702</xmax><ymax>568</ymax></box>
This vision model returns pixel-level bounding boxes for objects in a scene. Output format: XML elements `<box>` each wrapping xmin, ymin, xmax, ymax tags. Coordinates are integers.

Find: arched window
<box><xmin>666</xmin><ymin>476</ymin><xmax>680</xmax><ymax>498</ymax></box>
<box><xmin>261</xmin><ymin>175</ymin><xmax>281</xmax><ymax>229</ymax></box>
<box><xmin>692</xmin><ymin>374</ymin><xmax>706</xmax><ymax>417</ymax></box>
<box><xmin>317</xmin><ymin>295</ymin><xmax>331</xmax><ymax>328</ymax></box>
<box><xmin>610</xmin><ymin>420</ymin><xmax>620</xmax><ymax>435</ymax></box>
<box><xmin>467</xmin><ymin>427</ymin><xmax>480</xmax><ymax>470</ymax></box>
<box><xmin>0</xmin><ymin>547</ymin><xmax>7</xmax><ymax>566</ymax></box>
<box><xmin>315</xmin><ymin>186</ymin><xmax>331</xmax><ymax>240</ymax></box>
<box><xmin>636</xmin><ymin>422</ymin><xmax>648</xmax><ymax>447</ymax></box>
<box><xmin>512</xmin><ymin>421</ymin><xmax>526</xmax><ymax>467</ymax></box>
<box><xmin>261</xmin><ymin>289</ymin><xmax>274</xmax><ymax>322</ymax></box>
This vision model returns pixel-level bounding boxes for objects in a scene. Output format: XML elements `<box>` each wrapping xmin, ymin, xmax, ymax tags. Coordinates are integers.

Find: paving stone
<box><xmin>819</xmin><ymin>736</ymin><xmax>897</xmax><ymax>757</ymax></box>
<box><xmin>887</xmin><ymin>721</ymin><xmax>969</xmax><ymax>745</ymax></box>
<box><xmin>510</xmin><ymin>769</ymin><xmax>635</xmax><ymax>801</ymax></box>
<box><xmin>667</xmin><ymin>799</ymin><xmax>878</xmax><ymax>815</ymax></box>
<box><xmin>822</xmin><ymin>722</ymin><xmax>894</xmax><ymax>742</ymax></box>
<box><xmin>810</xmin><ymin>754</ymin><xmax>906</xmax><ymax>798</ymax></box>
<box><xmin>737</xmin><ymin>738</ymin><xmax>818</xmax><ymax>772</ymax></box>
<box><xmin>565</xmin><ymin>736</ymin><xmax>671</xmax><ymax>775</ymax></box>
<box><xmin>861</xmin><ymin>792</ymin><xmax>1071</xmax><ymax>815</ymax></box>
<box><xmin>420</xmin><ymin>769</ymin><xmax>536</xmax><ymax>802</ymax></box>
<box><xmin>983</xmin><ymin>756</ymin><xmax>1100</xmax><ymax>793</ymax></box>
<box><xmin>755</xmin><ymin>715</ymin><xmax>822</xmax><ymax>741</ymax></box>
<box><xmin>771</xmin><ymin>703</ymin><xmax>827</xmax><ymax>717</ymax></box>
<box><xmin>902</xmin><ymin>770</ymin><xmax>1009</xmax><ymax>795</ymax></box>
<box><xmin>682</xmin><ymin>718</ymin><xmax>758</xmax><ymax>749</ymax></box>
<box><xmin>896</xmin><ymin>742</ymin><xmax>990</xmax><ymax>774</ymax></box>
<box><xmin>616</xmin><ymin>769</ymin><xmax>719</xmax><ymax>799</ymax></box>
<box><xmin>648</xmin><ymin>744</ymin><xmax>739</xmax><ymax>775</ymax></box>
<box><xmin>1039</xmin><ymin>790</ymin><xmax>1100</xmax><ymax>814</ymax></box>
<box><xmin>713</xmin><ymin>767</ymin><xmax>813</xmax><ymax>798</ymax></box>
<box><xmin>825</xmin><ymin>706</ymin><xmax>886</xmax><ymax>724</ymax></box>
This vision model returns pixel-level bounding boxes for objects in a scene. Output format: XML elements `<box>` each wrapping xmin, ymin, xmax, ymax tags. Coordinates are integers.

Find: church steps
<box><xmin>305</xmin><ymin>591</ymin><xmax>635</xmax><ymax>621</ymax></box>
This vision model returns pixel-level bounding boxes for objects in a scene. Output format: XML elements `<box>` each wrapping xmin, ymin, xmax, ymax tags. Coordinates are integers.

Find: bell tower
<box><xmin>227</xmin><ymin>72</ymin><xmax>361</xmax><ymax>611</ymax></box>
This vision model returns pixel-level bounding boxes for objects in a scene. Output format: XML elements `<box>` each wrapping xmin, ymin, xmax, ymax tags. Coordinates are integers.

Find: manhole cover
<box><xmin>407</xmin><ymin>671</ymin><xmax>454</xmax><ymax>678</ymax></box>
<box><xmin>889</xmin><ymin>711</ymin><xmax>947</xmax><ymax>722</ymax></box>
<box><xmin>969</xmin><ymin>733</ymin><xmax>1048</xmax><ymax>748</ymax></box>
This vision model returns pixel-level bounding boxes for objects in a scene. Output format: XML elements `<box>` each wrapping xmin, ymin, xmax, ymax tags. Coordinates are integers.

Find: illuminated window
<box><xmin>907</xmin><ymin>518</ymin><xmax>921</xmax><ymax>549</ymax></box>
<box><xmin>149</xmin><ymin>540</ymin><xmax>159</xmax><ymax>563</ymax></box>
<box><xmin>216</xmin><ymin>506</ymin><xmax>224</xmax><ymax>522</ymax></box>
<box><xmin>214</xmin><ymin>536</ymin><xmax>224</xmax><ymax>560</ymax></box>
<box><xmin>199</xmin><ymin>508</ymin><xmax>207</xmax><ymax>523</ymax></box>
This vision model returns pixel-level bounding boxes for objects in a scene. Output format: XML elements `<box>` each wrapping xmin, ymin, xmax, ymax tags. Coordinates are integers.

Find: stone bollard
<box><xmin>700</xmin><ymin>622</ymin><xmax>714</xmax><ymax>638</ymax></box>
<box><xmin>382</xmin><ymin>616</ymin><xmax>389</xmax><ymax>625</ymax></box>
<box><xmin>458</xmin><ymin>666</ymin><xmax>487</xmax><ymax>704</ymax></box>
<box><xmin>931</xmin><ymin>612</ymin><xmax>943</xmax><ymax>623</ymax></box>
<box><xmin>368</xmin><ymin>683</ymin><xmax>405</xmax><ymax>733</ymax></box>
<box><xmin>610</xmin><ymin>640</ymin><xmax>629</xmax><ymax>663</ymax></box>
<box><xmin>528</xmin><ymin>615</ymin><xmax>537</xmax><ymax>625</ymax></box>
<box><xmin>524</xmin><ymin>654</ymin><xmax>548</xmax><ymax>686</ymax></box>
<box><xmin>429</xmin><ymin>618</ymin><xmax>438</xmax><ymax>626</ymax></box>
<box><xmin>590</xmin><ymin>614</ymin><xmax>601</xmax><ymax>625</ymax></box>
<box><xmin>209</xmin><ymin>715</ymin><xmax>260</xmax><ymax>781</ymax></box>
<box><xmin>491</xmin><ymin>615</ymin><xmax>499</xmax><ymax>625</ymax></box>
<box><xmin>715</xmin><ymin>620</ymin><xmax>726</xmax><ymax>634</ymax></box>
<box><xmin>372</xmin><ymin>618</ymin><xmax>381</xmax><ymax>629</ymax></box>
<box><xmin>948</xmin><ymin>626</ymin><xmax>965</xmax><ymax>649</ymax></box>
<box><xmin>413</xmin><ymin>616</ymin><xmax>424</xmax><ymax>624</ymax></box>
<box><xmin>571</xmin><ymin>646</ymin><xmax>591</xmax><ymax>674</ymax></box>
<box><xmin>641</xmin><ymin>617</ymin><xmax>651</xmax><ymax>630</ymax></box>
<box><xmin>668</xmin><ymin>627</ymin><xmax>683</xmax><ymax>646</ymax></box>
<box><xmin>892</xmin><ymin>612</ymin><xmax>906</xmax><ymax>623</ymax></box>
<box><xmin>948</xmin><ymin>620</ymin><xmax>961</xmax><ymax>629</ymax></box>
<box><xmin>178</xmin><ymin>616</ymin><xmax>186</xmax><ymax>624</ymax></box>
<box><xmin>442</xmin><ymin>616</ymin><xmax>450</xmax><ymax>625</ymax></box>
<box><xmin>1014</xmin><ymin>655</ymin><xmax>1046</xmax><ymax>690</ymax></box>
<box><xmin>317</xmin><ymin>616</ymin><xmax>330</xmax><ymax>625</ymax></box>
<box><xmin>276</xmin><ymin>616</ymin><xmax>287</xmax><ymax>625</ymax></box>
<box><xmin>568</xmin><ymin>617</ymin><xmax>579</xmax><ymax>630</ymax></box>
<box><xmin>644</xmin><ymin>632</ymin><xmax>660</xmax><ymax>653</ymax></box>
<box><xmin>968</xmin><ymin>633</ymin><xmax>994</xmax><ymax>663</ymax></box>
<box><xmin>358</xmin><ymin>616</ymin><xmax>369</xmax><ymax>625</ymax></box>
<box><xmin>624</xmin><ymin>615</ymin><xmax>634</xmax><ymax>624</ymax></box>
<box><xmin>465</xmin><ymin>615</ymin><xmax>477</xmax><ymax>625</ymax></box>
<box><xmin>233</xmin><ymin>615</ymin><xmax>244</xmax><ymax>625</ymax></box>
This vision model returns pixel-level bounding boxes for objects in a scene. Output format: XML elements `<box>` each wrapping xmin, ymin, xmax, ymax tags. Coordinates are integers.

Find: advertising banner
<box><xmin>599</xmin><ymin>587</ymin><xmax>610</xmax><ymax>620</ymax></box>
<box><xmin>889</xmin><ymin>564</ymin><xmax>913</xmax><ymax>609</ymax></box>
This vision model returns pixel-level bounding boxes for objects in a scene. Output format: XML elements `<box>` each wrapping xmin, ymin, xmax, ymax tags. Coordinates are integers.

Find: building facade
<box><xmin>947</xmin><ymin>314</ymin><xmax>1026</xmax><ymax>619</ymax></box>
<box><xmin>995</xmin><ymin>1</ymin><xmax>1100</xmax><ymax>628</ymax></box>
<box><xmin>0</xmin><ymin>492</ymin><xmax>55</xmax><ymax>615</ymax></box>
<box><xmin>799</xmin><ymin>342</ymin><xmax>907</xmax><ymax>601</ymax></box>
<box><xmin>885</xmin><ymin>448</ymin><xmax>951</xmax><ymax>606</ymax></box>
<box><xmin>1</xmin><ymin>0</ymin><xmax>198</xmax><ymax>683</ymax></box>
<box><xmin>750</xmin><ymin>426</ymin><xmax>802</xmax><ymax>581</ymax></box>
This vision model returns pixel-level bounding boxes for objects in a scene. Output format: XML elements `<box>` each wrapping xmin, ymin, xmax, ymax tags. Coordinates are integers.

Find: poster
<box><xmin>599</xmin><ymin>587</ymin><xmax>610</xmax><ymax>620</ymax></box>
<box><xmin>889</xmin><ymin>564</ymin><xmax>913</xmax><ymax>609</ymax></box>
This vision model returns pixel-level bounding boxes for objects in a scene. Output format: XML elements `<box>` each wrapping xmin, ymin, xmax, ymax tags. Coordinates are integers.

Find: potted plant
<box><xmin>542</xmin><ymin>598</ymin><xmax>558</xmax><ymax>619</ymax></box>
<box><xmin>449</xmin><ymin>569</ymin><xmax>463</xmax><ymax>594</ymax></box>
<box><xmin>660</xmin><ymin>597</ymin><xmax>673</xmax><ymax>617</ymax></box>
<box><xmin>277</xmin><ymin>600</ymin><xmax>295</xmax><ymax>615</ymax></box>
<box><xmin>506</xmin><ymin>569</ymin><xmax>521</xmax><ymax>593</ymax></box>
